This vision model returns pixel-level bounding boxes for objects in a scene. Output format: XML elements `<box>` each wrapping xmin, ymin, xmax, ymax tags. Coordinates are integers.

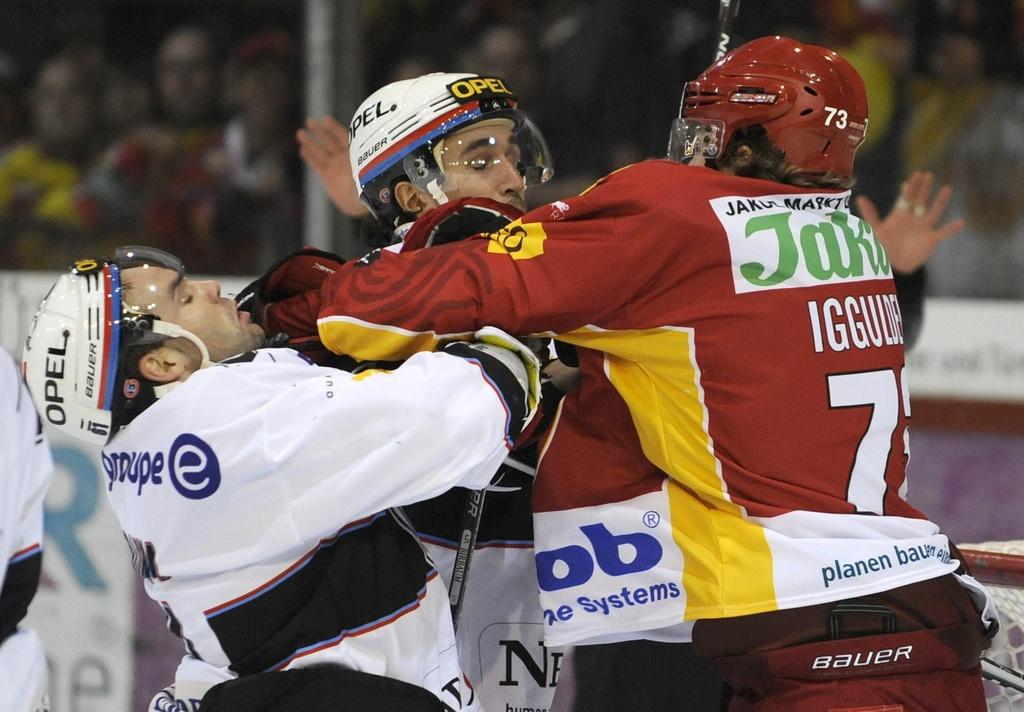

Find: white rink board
<box><xmin>906</xmin><ymin>298</ymin><xmax>1024</xmax><ymax>402</ymax></box>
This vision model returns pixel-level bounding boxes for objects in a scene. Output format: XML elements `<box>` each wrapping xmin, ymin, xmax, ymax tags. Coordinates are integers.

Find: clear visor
<box><xmin>667</xmin><ymin>118</ymin><xmax>726</xmax><ymax>165</ymax></box>
<box><xmin>401</xmin><ymin>113</ymin><xmax>554</xmax><ymax>201</ymax></box>
<box><xmin>114</xmin><ymin>245</ymin><xmax>184</xmax><ymax>315</ymax></box>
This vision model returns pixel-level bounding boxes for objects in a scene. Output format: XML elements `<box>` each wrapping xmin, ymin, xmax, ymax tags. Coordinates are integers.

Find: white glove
<box><xmin>471</xmin><ymin>326</ymin><xmax>541</xmax><ymax>426</ymax></box>
<box><xmin>442</xmin><ymin>326</ymin><xmax>542</xmax><ymax>432</ymax></box>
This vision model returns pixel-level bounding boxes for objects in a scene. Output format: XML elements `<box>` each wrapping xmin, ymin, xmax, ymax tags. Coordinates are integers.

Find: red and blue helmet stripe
<box><xmin>357</xmin><ymin>101</ymin><xmax>486</xmax><ymax>186</ymax></box>
<box><xmin>98</xmin><ymin>263</ymin><xmax>121</xmax><ymax>411</ymax></box>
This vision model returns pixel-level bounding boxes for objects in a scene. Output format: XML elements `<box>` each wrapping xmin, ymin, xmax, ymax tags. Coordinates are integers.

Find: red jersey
<box><xmin>317</xmin><ymin>160</ymin><xmax>958</xmax><ymax>647</ymax></box>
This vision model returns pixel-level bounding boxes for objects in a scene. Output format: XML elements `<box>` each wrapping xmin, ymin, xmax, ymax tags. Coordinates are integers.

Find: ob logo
<box><xmin>168</xmin><ymin>433</ymin><xmax>221</xmax><ymax>500</ymax></box>
<box><xmin>536</xmin><ymin>523</ymin><xmax>662</xmax><ymax>592</ymax></box>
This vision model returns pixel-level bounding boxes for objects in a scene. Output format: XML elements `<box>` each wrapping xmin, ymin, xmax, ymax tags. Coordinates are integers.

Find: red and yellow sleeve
<box><xmin>316</xmin><ymin>166</ymin><xmax>669</xmax><ymax>362</ymax></box>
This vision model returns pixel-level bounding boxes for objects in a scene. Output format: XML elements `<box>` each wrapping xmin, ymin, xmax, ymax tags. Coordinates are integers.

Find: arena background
<box><xmin>1</xmin><ymin>1</ymin><xmax>1022</xmax><ymax>709</ymax></box>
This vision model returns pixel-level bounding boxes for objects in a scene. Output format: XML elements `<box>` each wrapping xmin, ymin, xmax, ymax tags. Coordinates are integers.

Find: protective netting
<box><xmin>961</xmin><ymin>540</ymin><xmax>1024</xmax><ymax>710</ymax></box>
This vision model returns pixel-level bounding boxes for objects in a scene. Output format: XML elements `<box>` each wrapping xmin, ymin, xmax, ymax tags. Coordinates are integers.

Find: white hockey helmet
<box><xmin>22</xmin><ymin>246</ymin><xmax>213</xmax><ymax>445</ymax></box>
<box><xmin>349</xmin><ymin>72</ymin><xmax>553</xmax><ymax>225</ymax></box>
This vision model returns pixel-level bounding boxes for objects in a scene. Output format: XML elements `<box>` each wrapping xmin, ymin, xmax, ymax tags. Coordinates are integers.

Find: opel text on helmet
<box><xmin>348</xmin><ymin>72</ymin><xmax>554</xmax><ymax>226</ymax></box>
<box><xmin>22</xmin><ymin>246</ymin><xmax>214</xmax><ymax>446</ymax></box>
<box><xmin>668</xmin><ymin>35</ymin><xmax>868</xmax><ymax>176</ymax></box>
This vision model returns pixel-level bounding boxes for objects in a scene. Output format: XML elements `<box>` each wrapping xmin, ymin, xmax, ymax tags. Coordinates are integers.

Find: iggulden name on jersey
<box><xmin>806</xmin><ymin>292</ymin><xmax>903</xmax><ymax>353</ymax></box>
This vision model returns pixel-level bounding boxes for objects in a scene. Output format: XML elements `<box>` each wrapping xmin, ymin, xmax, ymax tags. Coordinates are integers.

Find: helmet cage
<box><xmin>397</xmin><ymin>111</ymin><xmax>554</xmax><ymax>207</ymax></box>
<box><xmin>352</xmin><ymin>73</ymin><xmax>553</xmax><ymax>226</ymax></box>
<box><xmin>667</xmin><ymin>117</ymin><xmax>726</xmax><ymax>165</ymax></box>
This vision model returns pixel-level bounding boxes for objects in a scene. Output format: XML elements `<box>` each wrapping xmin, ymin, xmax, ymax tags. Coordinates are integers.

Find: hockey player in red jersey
<box><xmin>21</xmin><ymin>245</ymin><xmax>542</xmax><ymax>711</ymax></box>
<box><xmin>303</xmin><ymin>37</ymin><xmax>998</xmax><ymax>711</ymax></box>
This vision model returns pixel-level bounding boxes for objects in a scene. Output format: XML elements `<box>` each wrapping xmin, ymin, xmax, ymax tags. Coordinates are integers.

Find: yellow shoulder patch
<box><xmin>485</xmin><ymin>220</ymin><xmax>547</xmax><ymax>260</ymax></box>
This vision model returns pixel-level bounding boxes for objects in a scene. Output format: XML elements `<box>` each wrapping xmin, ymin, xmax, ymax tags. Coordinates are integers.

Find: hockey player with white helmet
<box><xmin>248</xmin><ymin>72</ymin><xmax>568</xmax><ymax>712</ymax></box>
<box><xmin>22</xmin><ymin>245</ymin><xmax>543</xmax><ymax>711</ymax></box>
<box><xmin>348</xmin><ymin>72</ymin><xmax>551</xmax><ymax>229</ymax></box>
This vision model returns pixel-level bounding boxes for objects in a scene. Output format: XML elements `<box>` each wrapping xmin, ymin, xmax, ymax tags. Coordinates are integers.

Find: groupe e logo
<box><xmin>102</xmin><ymin>432</ymin><xmax>221</xmax><ymax>499</ymax></box>
<box><xmin>167</xmin><ymin>433</ymin><xmax>221</xmax><ymax>499</ymax></box>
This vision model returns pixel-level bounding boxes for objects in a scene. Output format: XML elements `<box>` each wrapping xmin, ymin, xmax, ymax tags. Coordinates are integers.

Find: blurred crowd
<box><xmin>2</xmin><ymin>0</ymin><xmax>1024</xmax><ymax>297</ymax></box>
<box><xmin>0</xmin><ymin>12</ymin><xmax>304</xmax><ymax>275</ymax></box>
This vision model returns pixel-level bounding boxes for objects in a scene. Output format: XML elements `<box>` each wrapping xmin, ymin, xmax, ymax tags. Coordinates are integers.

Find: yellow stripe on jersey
<box><xmin>558</xmin><ymin>326</ymin><xmax>777</xmax><ymax>617</ymax></box>
<box><xmin>318</xmin><ymin>316</ymin><xmax>458</xmax><ymax>362</ymax></box>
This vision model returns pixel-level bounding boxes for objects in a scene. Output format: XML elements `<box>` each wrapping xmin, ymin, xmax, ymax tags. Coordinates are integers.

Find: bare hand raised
<box><xmin>297</xmin><ymin>116</ymin><xmax>369</xmax><ymax>217</ymax></box>
<box><xmin>855</xmin><ymin>171</ymin><xmax>964</xmax><ymax>274</ymax></box>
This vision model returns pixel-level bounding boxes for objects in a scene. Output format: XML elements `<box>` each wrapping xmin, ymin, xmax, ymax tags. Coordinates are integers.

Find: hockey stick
<box><xmin>982</xmin><ymin>656</ymin><xmax>1024</xmax><ymax>694</ymax></box>
<box><xmin>448</xmin><ymin>487</ymin><xmax>486</xmax><ymax>633</ymax></box>
<box><xmin>714</xmin><ymin>0</ymin><xmax>741</xmax><ymax>61</ymax></box>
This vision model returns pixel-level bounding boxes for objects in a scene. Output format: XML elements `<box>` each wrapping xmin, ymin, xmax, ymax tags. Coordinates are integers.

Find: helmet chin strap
<box><xmin>148</xmin><ymin>320</ymin><xmax>214</xmax><ymax>399</ymax></box>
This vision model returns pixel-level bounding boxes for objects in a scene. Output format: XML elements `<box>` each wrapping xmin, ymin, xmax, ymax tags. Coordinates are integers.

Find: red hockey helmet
<box><xmin>668</xmin><ymin>35</ymin><xmax>868</xmax><ymax>176</ymax></box>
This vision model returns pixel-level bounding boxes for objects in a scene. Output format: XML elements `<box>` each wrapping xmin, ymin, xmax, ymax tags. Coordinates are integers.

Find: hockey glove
<box><xmin>442</xmin><ymin>327</ymin><xmax>541</xmax><ymax>440</ymax></box>
<box><xmin>236</xmin><ymin>246</ymin><xmax>346</xmax><ymax>326</ymax></box>
<box><xmin>236</xmin><ymin>247</ymin><xmax>346</xmax><ymax>363</ymax></box>
<box><xmin>400</xmin><ymin>197</ymin><xmax>523</xmax><ymax>253</ymax></box>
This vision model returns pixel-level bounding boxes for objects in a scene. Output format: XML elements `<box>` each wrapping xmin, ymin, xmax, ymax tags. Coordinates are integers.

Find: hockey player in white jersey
<box><xmin>267</xmin><ymin>72</ymin><xmax>568</xmax><ymax>711</ymax></box>
<box><xmin>0</xmin><ymin>348</ymin><xmax>54</xmax><ymax>712</ymax></box>
<box><xmin>21</xmin><ymin>245</ymin><xmax>541</xmax><ymax>711</ymax></box>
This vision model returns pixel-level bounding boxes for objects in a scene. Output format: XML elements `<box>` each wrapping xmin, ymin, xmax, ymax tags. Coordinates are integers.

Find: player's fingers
<box><xmin>903</xmin><ymin>171</ymin><xmax>924</xmax><ymax>202</ymax></box>
<box><xmin>907</xmin><ymin>171</ymin><xmax>935</xmax><ymax>211</ymax></box>
<box><xmin>933</xmin><ymin>216</ymin><xmax>965</xmax><ymax>244</ymax></box>
<box><xmin>298</xmin><ymin>142</ymin><xmax>329</xmax><ymax>172</ymax></box>
<box><xmin>308</xmin><ymin>117</ymin><xmax>344</xmax><ymax>150</ymax></box>
<box><xmin>893</xmin><ymin>178</ymin><xmax>913</xmax><ymax>213</ymax></box>
<box><xmin>318</xmin><ymin>116</ymin><xmax>348</xmax><ymax>153</ymax></box>
<box><xmin>296</xmin><ymin>127</ymin><xmax>315</xmax><ymax>149</ymax></box>
<box><xmin>304</xmin><ymin>116</ymin><xmax>327</xmax><ymax>137</ymax></box>
<box><xmin>924</xmin><ymin>184</ymin><xmax>954</xmax><ymax>223</ymax></box>
<box><xmin>323</xmin><ymin>115</ymin><xmax>349</xmax><ymax>143</ymax></box>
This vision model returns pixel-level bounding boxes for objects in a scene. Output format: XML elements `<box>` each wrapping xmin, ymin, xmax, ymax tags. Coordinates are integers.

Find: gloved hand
<box><xmin>442</xmin><ymin>326</ymin><xmax>541</xmax><ymax>438</ymax></box>
<box><xmin>400</xmin><ymin>197</ymin><xmax>523</xmax><ymax>253</ymax></box>
<box><xmin>473</xmin><ymin>326</ymin><xmax>541</xmax><ymax>421</ymax></box>
<box><xmin>236</xmin><ymin>247</ymin><xmax>346</xmax><ymax>327</ymax></box>
<box><xmin>236</xmin><ymin>247</ymin><xmax>346</xmax><ymax>363</ymax></box>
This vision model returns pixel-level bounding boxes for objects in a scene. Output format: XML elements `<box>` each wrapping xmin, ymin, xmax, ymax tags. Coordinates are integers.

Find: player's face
<box><xmin>121</xmin><ymin>266</ymin><xmax>265</xmax><ymax>363</ymax></box>
<box><xmin>436</xmin><ymin>121</ymin><xmax>526</xmax><ymax>211</ymax></box>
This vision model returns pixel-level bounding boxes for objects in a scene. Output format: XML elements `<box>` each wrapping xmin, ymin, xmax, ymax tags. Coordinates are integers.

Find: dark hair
<box><xmin>719</xmin><ymin>125</ymin><xmax>856</xmax><ymax>190</ymax></box>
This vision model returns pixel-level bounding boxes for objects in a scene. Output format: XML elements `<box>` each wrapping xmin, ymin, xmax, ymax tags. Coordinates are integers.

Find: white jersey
<box><xmin>104</xmin><ymin>348</ymin><xmax>522</xmax><ymax>711</ymax></box>
<box><xmin>0</xmin><ymin>349</ymin><xmax>54</xmax><ymax>712</ymax></box>
<box><xmin>407</xmin><ymin>483</ymin><xmax>563</xmax><ymax>711</ymax></box>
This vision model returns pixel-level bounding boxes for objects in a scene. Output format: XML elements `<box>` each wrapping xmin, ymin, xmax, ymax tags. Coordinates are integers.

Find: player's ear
<box><xmin>137</xmin><ymin>344</ymin><xmax>193</xmax><ymax>383</ymax></box>
<box><xmin>393</xmin><ymin>180</ymin><xmax>431</xmax><ymax>216</ymax></box>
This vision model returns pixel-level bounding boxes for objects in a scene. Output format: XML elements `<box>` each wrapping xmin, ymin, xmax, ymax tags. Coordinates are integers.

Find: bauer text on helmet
<box><xmin>348</xmin><ymin>72</ymin><xmax>553</xmax><ymax>225</ymax></box>
<box><xmin>668</xmin><ymin>35</ymin><xmax>868</xmax><ymax>176</ymax></box>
